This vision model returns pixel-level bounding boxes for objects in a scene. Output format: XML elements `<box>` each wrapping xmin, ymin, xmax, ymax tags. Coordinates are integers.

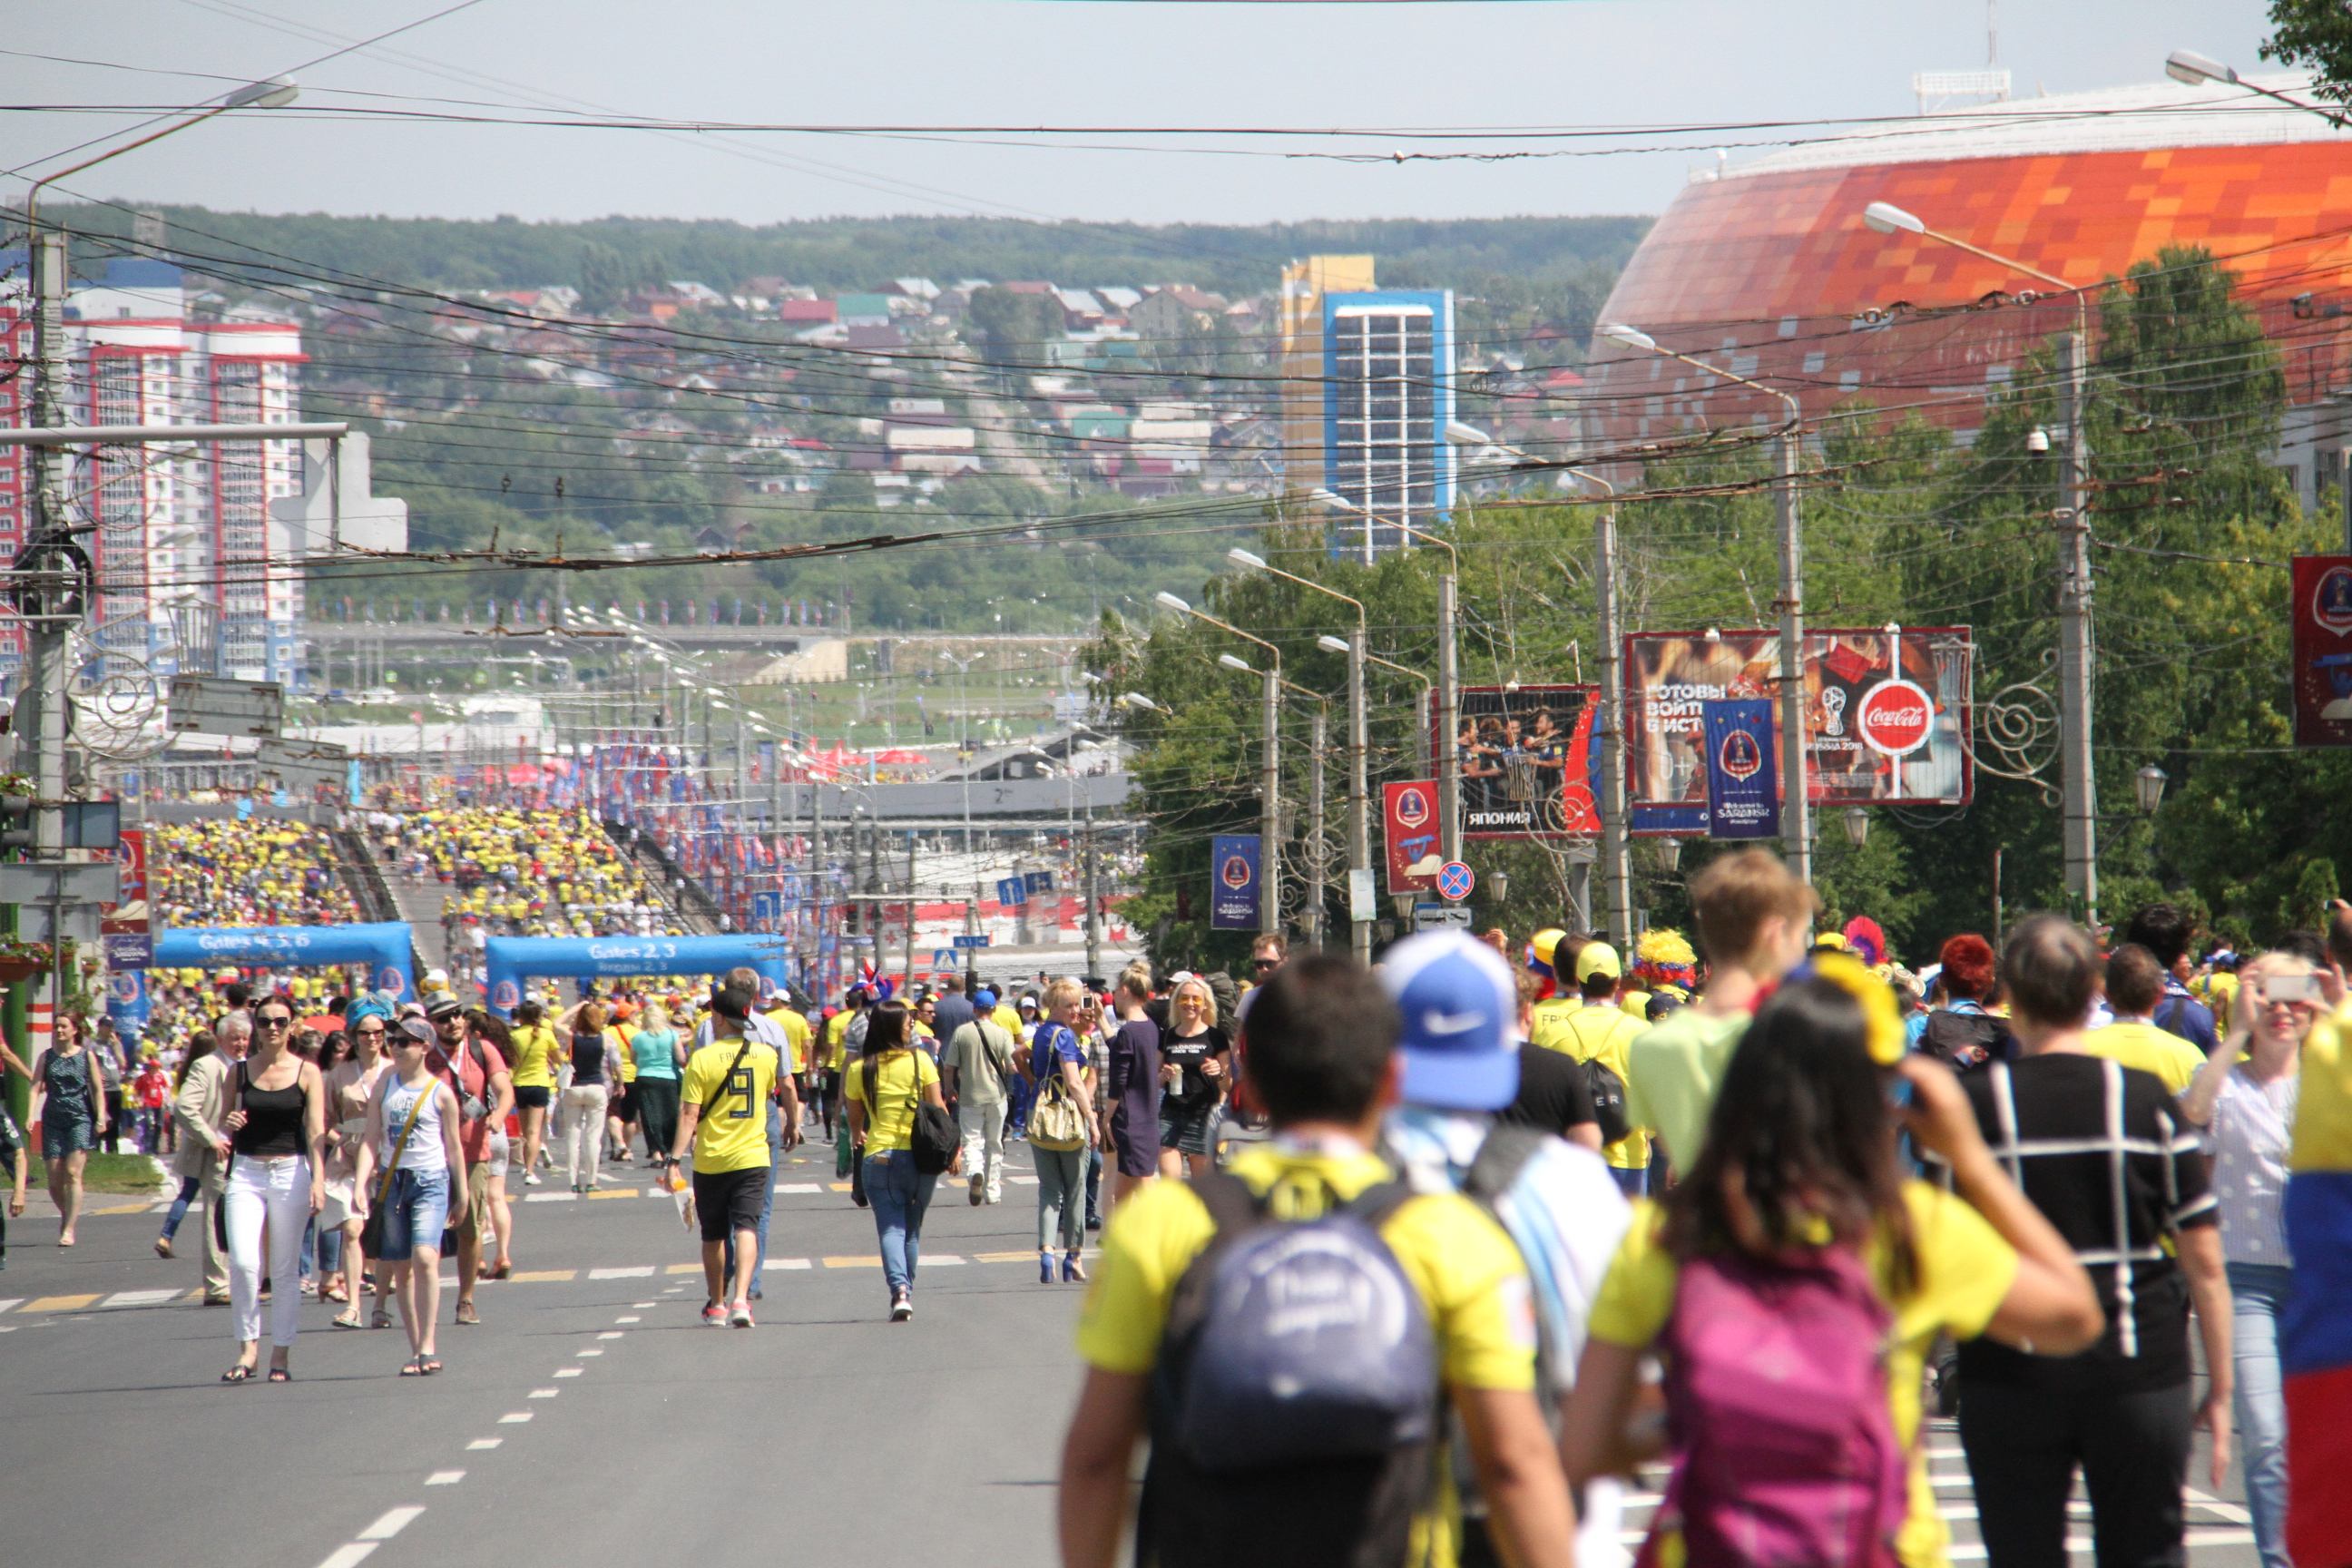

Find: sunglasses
<box><xmin>356</xmin><ymin>1027</ymin><xmax>386</xmax><ymax>1037</ymax></box>
<box><xmin>1251</xmin><ymin>958</ymin><xmax>1279</xmax><ymax>970</ymax></box>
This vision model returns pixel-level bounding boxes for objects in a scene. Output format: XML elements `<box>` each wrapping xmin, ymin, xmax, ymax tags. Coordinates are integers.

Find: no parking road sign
<box><xmin>1436</xmin><ymin>861</ymin><xmax>1475</xmax><ymax>902</ymax></box>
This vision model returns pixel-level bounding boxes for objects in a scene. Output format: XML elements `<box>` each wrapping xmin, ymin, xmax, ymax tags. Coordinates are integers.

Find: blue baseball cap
<box><xmin>1379</xmin><ymin>931</ymin><xmax>1522</xmax><ymax>1112</ymax></box>
<box><xmin>973</xmin><ymin>988</ymin><xmax>997</xmax><ymax>1008</ymax></box>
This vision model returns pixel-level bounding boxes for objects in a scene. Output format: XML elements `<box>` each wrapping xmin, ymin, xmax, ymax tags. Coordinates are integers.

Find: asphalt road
<box><xmin>1</xmin><ymin>1149</ymin><xmax>1088</xmax><ymax>1568</ymax></box>
<box><xmin>0</xmin><ymin>1149</ymin><xmax>2267</xmax><ymax>1568</ymax></box>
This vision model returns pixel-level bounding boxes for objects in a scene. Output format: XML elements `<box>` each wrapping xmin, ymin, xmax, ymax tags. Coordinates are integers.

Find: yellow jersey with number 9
<box><xmin>679</xmin><ymin>1038</ymin><xmax>779</xmax><ymax>1172</ymax></box>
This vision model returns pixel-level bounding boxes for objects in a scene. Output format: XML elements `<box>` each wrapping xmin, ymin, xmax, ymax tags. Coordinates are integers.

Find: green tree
<box><xmin>2262</xmin><ymin>0</ymin><xmax>2352</xmax><ymax>108</ymax></box>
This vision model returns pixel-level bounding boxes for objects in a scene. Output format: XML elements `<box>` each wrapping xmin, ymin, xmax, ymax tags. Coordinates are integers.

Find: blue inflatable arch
<box><xmin>482</xmin><ymin>934</ymin><xmax>789</xmax><ymax>1015</ymax></box>
<box><xmin>150</xmin><ymin>921</ymin><xmax>416</xmax><ymax>1003</ymax></box>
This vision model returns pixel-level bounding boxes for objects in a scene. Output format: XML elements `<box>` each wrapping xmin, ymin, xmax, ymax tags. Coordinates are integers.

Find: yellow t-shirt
<box><xmin>852</xmin><ymin>1048</ymin><xmax>939</xmax><ymax>1153</ymax></box>
<box><xmin>2206</xmin><ymin>973</ymin><xmax>2240</xmax><ymax>1034</ymax></box>
<box><xmin>1076</xmin><ymin>1143</ymin><xmax>1535</xmax><ymax>1568</ymax></box>
<box><xmin>824</xmin><ymin>1011</ymin><xmax>853</xmax><ymax>1072</ymax></box>
<box><xmin>1528</xmin><ymin>995</ymin><xmax>1583</xmax><ymax>1044</ymax></box>
<box><xmin>992</xmin><ymin>1004</ymin><xmax>1024</xmax><ymax>1036</ymax></box>
<box><xmin>1589</xmin><ymin>1184</ymin><xmax>2019</xmax><ymax>1568</ymax></box>
<box><xmin>507</xmin><ymin>1024</ymin><xmax>559</xmax><ymax>1090</ymax></box>
<box><xmin>2085</xmin><ymin>1022</ymin><xmax>2207</xmax><ymax>1094</ymax></box>
<box><xmin>767</xmin><ymin>1007</ymin><xmax>811</xmax><ymax>1076</ymax></box>
<box><xmin>1624</xmin><ymin>1007</ymin><xmax>1750</xmax><ymax>1174</ymax></box>
<box><xmin>1538</xmin><ymin>1004</ymin><xmax>1651</xmax><ymax>1171</ymax></box>
<box><xmin>2294</xmin><ymin>1008</ymin><xmax>2352</xmax><ymax>1171</ymax></box>
<box><xmin>612</xmin><ymin>1024</ymin><xmax>639</xmax><ymax>1083</ymax></box>
<box><xmin>679</xmin><ymin>1038</ymin><xmax>779</xmax><ymax>1172</ymax></box>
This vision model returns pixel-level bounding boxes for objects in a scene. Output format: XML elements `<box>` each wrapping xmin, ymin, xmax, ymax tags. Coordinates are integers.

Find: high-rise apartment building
<box><xmin>1275</xmin><ymin>256</ymin><xmax>1455</xmax><ymax>559</ymax></box>
<box><xmin>59</xmin><ymin>259</ymin><xmax>308</xmax><ymax>689</ymax></box>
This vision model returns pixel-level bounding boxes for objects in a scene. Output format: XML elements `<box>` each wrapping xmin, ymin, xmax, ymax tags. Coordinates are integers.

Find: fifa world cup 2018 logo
<box><xmin>1820</xmin><ymin>687</ymin><xmax>1848</xmax><ymax>737</ymax></box>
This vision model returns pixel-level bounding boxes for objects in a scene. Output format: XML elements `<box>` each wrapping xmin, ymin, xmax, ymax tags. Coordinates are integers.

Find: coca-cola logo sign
<box><xmin>1857</xmin><ymin>679</ymin><xmax>1933</xmax><ymax>757</ymax></box>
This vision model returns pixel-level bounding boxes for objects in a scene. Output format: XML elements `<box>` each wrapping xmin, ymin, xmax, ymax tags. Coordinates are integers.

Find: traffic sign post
<box><xmin>1436</xmin><ymin>861</ymin><xmax>1475</xmax><ymax>902</ymax></box>
<box><xmin>952</xmin><ymin>934</ymin><xmax>992</xmax><ymax>949</ymax></box>
<box><xmin>166</xmin><ymin>676</ymin><xmax>284</xmax><ymax>738</ymax></box>
<box><xmin>1414</xmin><ymin>902</ymin><xmax>1474</xmax><ymax>931</ymax></box>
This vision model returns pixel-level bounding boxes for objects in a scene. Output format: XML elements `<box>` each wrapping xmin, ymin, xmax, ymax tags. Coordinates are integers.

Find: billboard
<box><xmin>1624</xmin><ymin>627</ymin><xmax>1972</xmax><ymax>835</ymax></box>
<box><xmin>1210</xmin><ymin>834</ymin><xmax>1262</xmax><ymax>930</ymax></box>
<box><xmin>1430</xmin><ymin>683</ymin><xmax>1602</xmax><ymax>840</ymax></box>
<box><xmin>2291</xmin><ymin>555</ymin><xmax>2352</xmax><ymax>746</ymax></box>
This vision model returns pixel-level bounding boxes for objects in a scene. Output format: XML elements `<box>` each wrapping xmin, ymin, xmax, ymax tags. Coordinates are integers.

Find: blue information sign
<box><xmin>1210</xmin><ymin>834</ymin><xmax>1262</xmax><ymax>931</ymax></box>
<box><xmin>1701</xmin><ymin>698</ymin><xmax>1780</xmax><ymax>840</ymax></box>
<box><xmin>953</xmin><ymin>934</ymin><xmax>992</xmax><ymax>948</ymax></box>
<box><xmin>996</xmin><ymin>877</ymin><xmax>1027</xmax><ymax>908</ymax></box>
<box><xmin>1024</xmin><ymin>869</ymin><xmax>1055</xmax><ymax>896</ymax></box>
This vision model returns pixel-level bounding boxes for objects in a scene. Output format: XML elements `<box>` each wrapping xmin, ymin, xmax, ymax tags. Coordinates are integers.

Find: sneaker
<box><xmin>701</xmin><ymin>1302</ymin><xmax>728</xmax><ymax>1328</ymax></box>
<box><xmin>523</xmin><ymin>1171</ymin><xmax>542</xmax><ymax>1187</ymax></box>
<box><xmin>969</xmin><ymin>1173</ymin><xmax>985</xmax><ymax>1207</ymax></box>
<box><xmin>730</xmin><ymin>1302</ymin><xmax>754</xmax><ymax>1328</ymax></box>
<box><xmin>889</xmin><ymin>1290</ymin><xmax>912</xmax><ymax>1322</ymax></box>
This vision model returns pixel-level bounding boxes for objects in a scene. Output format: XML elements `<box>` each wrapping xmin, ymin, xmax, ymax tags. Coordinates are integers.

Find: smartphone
<box><xmin>2261</xmin><ymin>973</ymin><xmax>2323</xmax><ymax>1004</ymax></box>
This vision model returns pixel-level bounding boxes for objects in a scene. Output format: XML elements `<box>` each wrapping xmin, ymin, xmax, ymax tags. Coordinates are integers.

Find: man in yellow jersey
<box><xmin>1538</xmin><ymin>941</ymin><xmax>1653</xmax><ymax>1196</ymax></box>
<box><xmin>1059</xmin><ymin>953</ymin><xmax>1573</xmax><ymax>1568</ymax></box>
<box><xmin>1526</xmin><ymin>930</ymin><xmax>1589</xmax><ymax>1045</ymax></box>
<box><xmin>2087</xmin><ymin>945</ymin><xmax>2210</xmax><ymax>1093</ymax></box>
<box><xmin>671</xmin><ymin>989</ymin><xmax>779</xmax><ymax>1329</ymax></box>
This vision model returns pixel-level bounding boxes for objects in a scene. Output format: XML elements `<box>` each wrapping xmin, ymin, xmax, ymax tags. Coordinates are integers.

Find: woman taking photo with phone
<box><xmin>218</xmin><ymin>996</ymin><xmax>329</xmax><ymax>1384</ymax></box>
<box><xmin>2180</xmin><ymin>951</ymin><xmax>2318</xmax><ymax>1568</ymax></box>
<box><xmin>353</xmin><ymin>1016</ymin><xmax>468</xmax><ymax>1377</ymax></box>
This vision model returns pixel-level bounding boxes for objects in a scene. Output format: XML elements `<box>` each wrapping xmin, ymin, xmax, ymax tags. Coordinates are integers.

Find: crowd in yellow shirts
<box><xmin>152</xmin><ymin>819</ymin><xmax>364</xmax><ymax>929</ymax></box>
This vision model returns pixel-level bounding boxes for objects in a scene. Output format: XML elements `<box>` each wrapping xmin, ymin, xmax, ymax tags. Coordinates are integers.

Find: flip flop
<box><xmin>267</xmin><ymin>1367</ymin><xmax>291</xmax><ymax>1383</ymax></box>
<box><xmin>416</xmin><ymin>1354</ymin><xmax>442</xmax><ymax>1375</ymax></box>
<box><xmin>398</xmin><ymin>1355</ymin><xmax>425</xmax><ymax>1377</ymax></box>
<box><xmin>220</xmin><ymin>1364</ymin><xmax>255</xmax><ymax>1384</ymax></box>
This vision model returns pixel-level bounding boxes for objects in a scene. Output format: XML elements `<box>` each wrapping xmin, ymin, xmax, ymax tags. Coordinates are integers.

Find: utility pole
<box><xmin>1260</xmin><ymin>664</ymin><xmax>1282</xmax><ymax>942</ymax></box>
<box><xmin>1774</xmin><ymin>425</ymin><xmax>1811</xmax><ymax>894</ymax></box>
<box><xmin>2056</xmin><ymin>331</ymin><xmax>2097</xmax><ymax>925</ymax></box>
<box><xmin>1308</xmin><ymin>707</ymin><xmax>1328</xmax><ymax>950</ymax></box>
<box><xmin>1594</xmin><ymin>488</ymin><xmax>1632</xmax><ymax>946</ymax></box>
<box><xmin>1436</xmin><ymin>570</ymin><xmax>1462</xmax><ymax>867</ymax></box>
<box><xmin>1346</xmin><ymin>625</ymin><xmax>1369</xmax><ymax>965</ymax></box>
<box><xmin>1083</xmin><ymin>795</ymin><xmax>1102</xmax><ymax>982</ymax></box>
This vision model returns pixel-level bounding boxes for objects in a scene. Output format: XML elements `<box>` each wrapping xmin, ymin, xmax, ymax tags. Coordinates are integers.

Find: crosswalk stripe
<box><xmin>589</xmin><ymin>1267</ymin><xmax>654</xmax><ymax>1279</ymax></box>
<box><xmin>103</xmin><ymin>1289</ymin><xmax>181</xmax><ymax>1308</ymax></box>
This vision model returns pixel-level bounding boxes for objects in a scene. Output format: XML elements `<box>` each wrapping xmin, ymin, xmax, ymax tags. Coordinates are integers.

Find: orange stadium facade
<box><xmin>1586</xmin><ymin>72</ymin><xmax>2352</xmax><ymax>505</ymax></box>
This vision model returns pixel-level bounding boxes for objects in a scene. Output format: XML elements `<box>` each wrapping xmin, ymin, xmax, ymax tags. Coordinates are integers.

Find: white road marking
<box><xmin>575</xmin><ymin>1348</ymin><xmax>603</xmax><ymax>1357</ymax></box>
<box><xmin>313</xmin><ymin>1545</ymin><xmax>378</xmax><ymax>1568</ymax></box>
<box><xmin>497</xmin><ymin>1412</ymin><xmax>533</xmax><ymax>1424</ymax></box>
<box><xmin>589</xmin><ymin>1266</ymin><xmax>652</xmax><ymax>1279</ymax></box>
<box><xmin>923</xmin><ymin>1255</ymin><xmax>967</xmax><ymax>1266</ymax></box>
<box><xmin>554</xmin><ymin>1367</ymin><xmax>582</xmax><ymax>1377</ymax></box>
<box><xmin>775</xmin><ymin>1182</ymin><xmax>821</xmax><ymax>1193</ymax></box>
<box><xmin>357</xmin><ymin>1507</ymin><xmax>426</xmax><ymax>1542</ymax></box>
<box><xmin>0</xmin><ymin>1299</ymin><xmax>21</xmax><ymax>1314</ymax></box>
<box><xmin>103</xmin><ymin>1289</ymin><xmax>181</xmax><ymax>1308</ymax></box>
<box><xmin>466</xmin><ymin>1439</ymin><xmax>502</xmax><ymax>1450</ymax></box>
<box><xmin>597</xmin><ymin>1331</ymin><xmax>624</xmax><ymax>1339</ymax></box>
<box><xmin>524</xmin><ymin>1193</ymin><xmax>578</xmax><ymax>1203</ymax></box>
<box><xmin>426</xmin><ymin>1471</ymin><xmax>465</xmax><ymax>1485</ymax></box>
<box><xmin>527</xmin><ymin>1387</ymin><xmax>558</xmax><ymax>1398</ymax></box>
<box><xmin>764</xmin><ymin>1259</ymin><xmax>810</xmax><ymax>1270</ymax></box>
<box><xmin>614</xmin><ymin>1315</ymin><xmax>641</xmax><ymax>1323</ymax></box>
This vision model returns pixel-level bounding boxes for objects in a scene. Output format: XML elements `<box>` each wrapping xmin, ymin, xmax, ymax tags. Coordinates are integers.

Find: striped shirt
<box><xmin>2205</xmin><ymin>1066</ymin><xmax>2298</xmax><ymax>1267</ymax></box>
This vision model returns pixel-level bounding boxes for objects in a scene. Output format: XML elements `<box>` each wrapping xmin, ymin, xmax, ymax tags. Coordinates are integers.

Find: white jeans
<box><xmin>957</xmin><ymin>1101</ymin><xmax>1007</xmax><ymax>1201</ymax></box>
<box><xmin>225</xmin><ymin>1153</ymin><xmax>311</xmax><ymax>1348</ymax></box>
<box><xmin>563</xmin><ymin>1084</ymin><xmax>609</xmax><ymax>1188</ymax></box>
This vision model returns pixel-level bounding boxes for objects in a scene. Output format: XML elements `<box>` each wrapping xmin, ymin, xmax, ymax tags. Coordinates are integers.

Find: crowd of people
<box><xmin>25</xmin><ymin>829</ymin><xmax>2352</xmax><ymax>1568</ymax></box>
<box><xmin>152</xmin><ymin>819</ymin><xmax>365</xmax><ymax>929</ymax></box>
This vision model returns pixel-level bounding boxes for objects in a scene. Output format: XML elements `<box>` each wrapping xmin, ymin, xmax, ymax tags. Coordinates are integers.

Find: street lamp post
<box><xmin>1602</xmin><ymin>322</ymin><xmax>1811</xmax><ymax>893</ymax></box>
<box><xmin>1310</xmin><ymin>488</ymin><xmax>1462</xmax><ymax>868</ymax></box>
<box><xmin>1565</xmin><ymin>466</ymin><xmax>1634</xmax><ymax>946</ymax></box>
<box><xmin>1159</xmin><ymin>591</ymin><xmax>1284</xmax><ymax>942</ymax></box>
<box><xmin>1230</xmin><ymin>547</ymin><xmax>1371</xmax><ymax>964</ymax></box>
<box><xmin>1858</xmin><ymin>201</ymin><xmax>2099</xmax><ymax>923</ymax></box>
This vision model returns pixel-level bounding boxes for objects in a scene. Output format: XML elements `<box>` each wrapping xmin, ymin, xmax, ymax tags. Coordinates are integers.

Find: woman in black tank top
<box><xmin>220</xmin><ymin>999</ymin><xmax>328</xmax><ymax>1384</ymax></box>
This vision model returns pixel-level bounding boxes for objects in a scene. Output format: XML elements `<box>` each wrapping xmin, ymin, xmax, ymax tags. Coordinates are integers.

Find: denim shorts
<box><xmin>376</xmin><ymin>1166</ymin><xmax>451</xmax><ymax>1262</ymax></box>
<box><xmin>1160</xmin><ymin>1102</ymin><xmax>1220</xmax><ymax>1159</ymax></box>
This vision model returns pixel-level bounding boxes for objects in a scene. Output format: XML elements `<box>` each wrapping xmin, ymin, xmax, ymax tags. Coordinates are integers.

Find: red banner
<box><xmin>2292</xmin><ymin>555</ymin><xmax>2352</xmax><ymax>747</ymax></box>
<box><xmin>102</xmin><ymin>827</ymin><xmax>147</xmax><ymax>936</ymax></box>
<box><xmin>1383</xmin><ymin>781</ymin><xmax>1441</xmax><ymax>894</ymax></box>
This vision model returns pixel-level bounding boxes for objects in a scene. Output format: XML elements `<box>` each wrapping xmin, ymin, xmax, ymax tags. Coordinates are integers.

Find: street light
<box><xmin>2134</xmin><ymin>764</ymin><xmax>2169</xmax><ymax>815</ymax></box>
<box><xmin>1602</xmin><ymin>320</ymin><xmax>1811</xmax><ymax>896</ymax></box>
<box><xmin>2165</xmin><ymin>48</ymin><xmax>2347</xmax><ymax>124</ymax></box>
<box><xmin>1155</xmin><ymin>588</ymin><xmax>1286</xmax><ymax>940</ymax></box>
<box><xmin>1118</xmin><ymin>692</ymin><xmax>1159</xmax><ymax>712</ymax></box>
<box><xmin>1842</xmin><ymin>807</ymin><xmax>1871</xmax><ymax>848</ymax></box>
<box><xmin>1853</xmin><ymin>201</ymin><xmax>2100</xmax><ymax>923</ymax></box>
<box><xmin>1568</xmin><ymin>465</ymin><xmax>1634</xmax><ymax>946</ymax></box>
<box><xmin>1217</xmin><ymin>653</ymin><xmax>1251</xmax><ymax>673</ymax></box>
<box><xmin>1308</xmin><ymin>489</ymin><xmax>1463</xmax><ymax>867</ymax></box>
<box><xmin>1490</xmin><ymin>868</ymin><xmax>1510</xmax><ymax>904</ymax></box>
<box><xmin>1230</xmin><ymin>547</ymin><xmax>1374</xmax><ymax>963</ymax></box>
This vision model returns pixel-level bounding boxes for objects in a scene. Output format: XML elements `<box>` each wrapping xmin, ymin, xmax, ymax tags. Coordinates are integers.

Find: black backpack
<box><xmin>1582</xmin><ymin>1057</ymin><xmax>1632</xmax><ymax>1146</ymax></box>
<box><xmin>1142</xmin><ymin>1171</ymin><xmax>1439</xmax><ymax>1568</ymax></box>
<box><xmin>1919</xmin><ymin>1008</ymin><xmax>2013</xmax><ymax>1076</ymax></box>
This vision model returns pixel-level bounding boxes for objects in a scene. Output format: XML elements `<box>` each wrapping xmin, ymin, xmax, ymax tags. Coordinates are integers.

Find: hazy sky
<box><xmin>2</xmin><ymin>0</ymin><xmax>2281</xmax><ymax>228</ymax></box>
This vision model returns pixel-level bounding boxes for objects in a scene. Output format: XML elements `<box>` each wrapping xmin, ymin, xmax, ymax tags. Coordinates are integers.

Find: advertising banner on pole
<box><xmin>1700</xmin><ymin>699</ymin><xmax>1779</xmax><ymax>839</ymax></box>
<box><xmin>1383</xmin><ymin>780</ymin><xmax>1442</xmax><ymax>894</ymax></box>
<box><xmin>1427</xmin><ymin>683</ymin><xmax>1602</xmax><ymax>840</ymax></box>
<box><xmin>1209</xmin><ymin>834</ymin><xmax>1262</xmax><ymax>930</ymax></box>
<box><xmin>1624</xmin><ymin>626</ymin><xmax>1972</xmax><ymax>835</ymax></box>
<box><xmin>2291</xmin><ymin>555</ymin><xmax>2352</xmax><ymax>746</ymax></box>
<box><xmin>102</xmin><ymin>827</ymin><xmax>148</xmax><ymax>937</ymax></box>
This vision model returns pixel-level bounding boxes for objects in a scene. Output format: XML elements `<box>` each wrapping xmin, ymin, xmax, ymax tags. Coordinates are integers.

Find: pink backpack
<box><xmin>1642</xmin><ymin>1247</ymin><xmax>1909</xmax><ymax>1568</ymax></box>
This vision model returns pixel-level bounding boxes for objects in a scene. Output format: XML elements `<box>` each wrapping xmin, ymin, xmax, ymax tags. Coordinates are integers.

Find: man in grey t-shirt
<box><xmin>941</xmin><ymin>988</ymin><xmax>1016</xmax><ymax>1205</ymax></box>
